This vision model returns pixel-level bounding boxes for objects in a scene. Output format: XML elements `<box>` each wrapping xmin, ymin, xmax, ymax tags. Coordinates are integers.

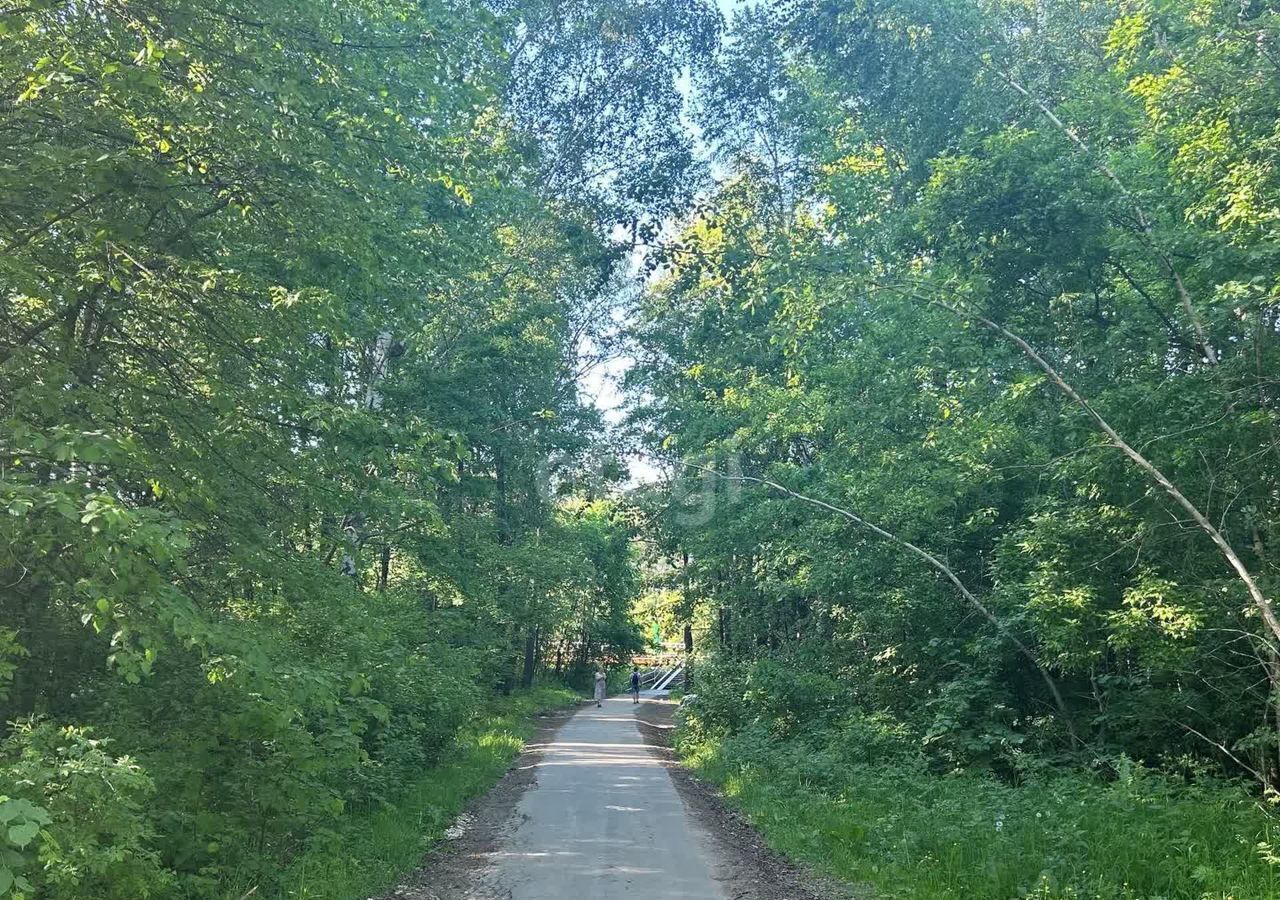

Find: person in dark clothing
<box><xmin>630</xmin><ymin>667</ymin><xmax>641</xmax><ymax>704</ymax></box>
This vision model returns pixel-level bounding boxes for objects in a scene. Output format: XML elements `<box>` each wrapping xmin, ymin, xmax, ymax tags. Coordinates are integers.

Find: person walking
<box><xmin>630</xmin><ymin>666</ymin><xmax>641</xmax><ymax>704</ymax></box>
<box><xmin>593</xmin><ymin>668</ymin><xmax>607</xmax><ymax>707</ymax></box>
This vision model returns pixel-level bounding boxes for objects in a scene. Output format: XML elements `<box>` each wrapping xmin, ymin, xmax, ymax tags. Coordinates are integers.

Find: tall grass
<box><xmin>254</xmin><ymin>685</ymin><xmax>578</xmax><ymax>900</ymax></box>
<box><xmin>679</xmin><ymin>724</ymin><xmax>1280</xmax><ymax>899</ymax></box>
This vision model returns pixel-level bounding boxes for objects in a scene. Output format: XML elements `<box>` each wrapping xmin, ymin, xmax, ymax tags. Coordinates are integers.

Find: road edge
<box><xmin>376</xmin><ymin>702</ymin><xmax>581</xmax><ymax>900</ymax></box>
<box><xmin>633</xmin><ymin>699</ymin><xmax>866</xmax><ymax>900</ymax></box>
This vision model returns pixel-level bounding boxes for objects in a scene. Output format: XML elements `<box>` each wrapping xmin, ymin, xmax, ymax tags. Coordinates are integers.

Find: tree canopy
<box><xmin>0</xmin><ymin>0</ymin><xmax>702</xmax><ymax>893</ymax></box>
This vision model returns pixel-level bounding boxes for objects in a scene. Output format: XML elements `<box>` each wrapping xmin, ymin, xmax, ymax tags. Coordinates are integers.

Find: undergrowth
<box><xmin>676</xmin><ymin>719</ymin><xmax>1280</xmax><ymax>899</ymax></box>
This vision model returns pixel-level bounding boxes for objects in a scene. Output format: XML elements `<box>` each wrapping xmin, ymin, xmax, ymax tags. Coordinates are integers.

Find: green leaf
<box><xmin>7</xmin><ymin>822</ymin><xmax>38</xmax><ymax>849</ymax></box>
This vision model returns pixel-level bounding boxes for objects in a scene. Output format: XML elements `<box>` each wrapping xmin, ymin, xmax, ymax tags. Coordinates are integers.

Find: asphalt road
<box><xmin>486</xmin><ymin>696</ymin><xmax>726</xmax><ymax>899</ymax></box>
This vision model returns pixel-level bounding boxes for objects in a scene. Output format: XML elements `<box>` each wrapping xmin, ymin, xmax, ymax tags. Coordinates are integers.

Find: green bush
<box><xmin>683</xmin><ymin>655</ymin><xmax>852</xmax><ymax>740</ymax></box>
<box><xmin>0</xmin><ymin>722</ymin><xmax>173</xmax><ymax>899</ymax></box>
<box><xmin>0</xmin><ymin>795</ymin><xmax>49</xmax><ymax>898</ymax></box>
<box><xmin>0</xmin><ymin>683</ymin><xmax>576</xmax><ymax>900</ymax></box>
<box><xmin>0</xmin><ymin>631</ymin><xmax>24</xmax><ymax>702</ymax></box>
<box><xmin>91</xmin><ymin>594</ymin><xmax>488</xmax><ymax>895</ymax></box>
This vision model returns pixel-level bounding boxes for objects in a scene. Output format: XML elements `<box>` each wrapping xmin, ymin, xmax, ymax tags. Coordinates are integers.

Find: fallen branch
<box><xmin>1170</xmin><ymin>718</ymin><xmax>1266</xmax><ymax>789</ymax></box>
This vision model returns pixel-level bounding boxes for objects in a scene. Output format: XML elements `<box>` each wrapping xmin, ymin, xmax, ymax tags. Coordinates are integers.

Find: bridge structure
<box><xmin>634</xmin><ymin>660</ymin><xmax>686</xmax><ymax>696</ymax></box>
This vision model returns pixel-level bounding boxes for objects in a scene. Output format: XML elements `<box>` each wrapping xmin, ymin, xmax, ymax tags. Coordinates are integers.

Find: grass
<box><xmin>678</xmin><ymin>725</ymin><xmax>1280</xmax><ymax>899</ymax></box>
<box><xmin>266</xmin><ymin>684</ymin><xmax>578</xmax><ymax>900</ymax></box>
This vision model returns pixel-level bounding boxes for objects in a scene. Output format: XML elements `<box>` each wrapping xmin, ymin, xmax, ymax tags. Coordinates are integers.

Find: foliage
<box><xmin>8</xmin><ymin>0</ymin><xmax>1280</xmax><ymax>896</ymax></box>
<box><xmin>629</xmin><ymin>0</ymin><xmax>1280</xmax><ymax>780</ymax></box>
<box><xmin>0</xmin><ymin>796</ymin><xmax>50</xmax><ymax>899</ymax></box>
<box><xmin>0</xmin><ymin>634</ymin><xmax>24</xmax><ymax>703</ymax></box>
<box><xmin>626</xmin><ymin>1</ymin><xmax>1280</xmax><ymax>894</ymax></box>
<box><xmin>1</xmin><ymin>722</ymin><xmax>169</xmax><ymax>899</ymax></box>
<box><xmin>500</xmin><ymin>0</ymin><xmax>721</xmax><ymax>224</ymax></box>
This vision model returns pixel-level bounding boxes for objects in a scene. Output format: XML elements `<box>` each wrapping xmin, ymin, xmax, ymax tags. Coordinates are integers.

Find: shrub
<box><xmin>0</xmin><ymin>795</ymin><xmax>50</xmax><ymax>898</ymax></box>
<box><xmin>0</xmin><ymin>721</ymin><xmax>173</xmax><ymax>899</ymax></box>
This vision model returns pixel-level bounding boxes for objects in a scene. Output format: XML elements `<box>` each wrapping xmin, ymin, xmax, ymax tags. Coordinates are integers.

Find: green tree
<box><xmin>630</xmin><ymin>0</ymin><xmax>1280</xmax><ymax>779</ymax></box>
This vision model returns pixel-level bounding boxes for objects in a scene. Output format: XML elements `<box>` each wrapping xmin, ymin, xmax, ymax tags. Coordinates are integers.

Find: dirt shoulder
<box><xmin>634</xmin><ymin>700</ymin><xmax>863</xmax><ymax>900</ymax></box>
<box><xmin>376</xmin><ymin>704</ymin><xmax>578</xmax><ymax>900</ymax></box>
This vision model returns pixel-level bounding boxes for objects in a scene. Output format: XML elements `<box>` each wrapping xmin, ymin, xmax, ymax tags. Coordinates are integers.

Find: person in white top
<box><xmin>593</xmin><ymin>669</ymin><xmax>607</xmax><ymax>707</ymax></box>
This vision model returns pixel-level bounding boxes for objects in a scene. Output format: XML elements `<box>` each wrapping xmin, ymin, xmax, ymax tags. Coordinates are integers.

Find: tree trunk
<box><xmin>521</xmin><ymin>627</ymin><xmax>538</xmax><ymax>688</ymax></box>
<box><xmin>378</xmin><ymin>545</ymin><xmax>391</xmax><ymax>591</ymax></box>
<box><xmin>495</xmin><ymin>449</ymin><xmax>512</xmax><ymax>545</ymax></box>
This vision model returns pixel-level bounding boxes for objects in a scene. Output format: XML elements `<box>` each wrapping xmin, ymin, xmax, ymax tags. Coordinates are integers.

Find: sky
<box><xmin>579</xmin><ymin>246</ymin><xmax>656</xmax><ymax>484</ymax></box>
<box><xmin>579</xmin><ymin>0</ymin><xmax>745</xmax><ymax>484</ymax></box>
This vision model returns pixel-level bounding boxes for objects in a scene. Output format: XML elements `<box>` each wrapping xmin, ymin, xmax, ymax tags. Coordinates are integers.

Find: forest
<box><xmin>3</xmin><ymin>0</ymin><xmax>1280</xmax><ymax>898</ymax></box>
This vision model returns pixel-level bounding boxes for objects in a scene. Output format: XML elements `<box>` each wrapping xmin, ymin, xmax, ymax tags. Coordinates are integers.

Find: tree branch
<box><xmin>984</xmin><ymin>63</ymin><xmax>1217</xmax><ymax>365</ymax></box>
<box><xmin>927</xmin><ymin>292</ymin><xmax>1280</xmax><ymax>648</ymax></box>
<box><xmin>663</xmin><ymin>455</ymin><xmax>1081</xmax><ymax>742</ymax></box>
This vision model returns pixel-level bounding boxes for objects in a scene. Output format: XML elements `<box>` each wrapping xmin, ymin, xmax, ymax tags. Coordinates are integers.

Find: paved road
<box><xmin>485</xmin><ymin>697</ymin><xmax>726</xmax><ymax>899</ymax></box>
